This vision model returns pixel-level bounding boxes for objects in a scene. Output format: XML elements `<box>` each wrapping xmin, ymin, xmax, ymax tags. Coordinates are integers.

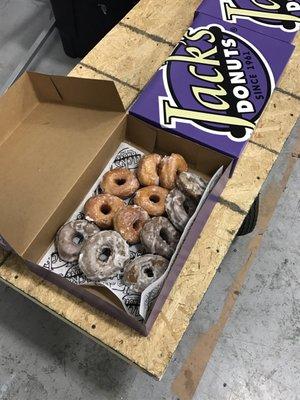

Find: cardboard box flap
<box><xmin>29</xmin><ymin>72</ymin><xmax>125</xmax><ymax>112</ymax></box>
<box><xmin>0</xmin><ymin>72</ymin><xmax>126</xmax><ymax>258</ymax></box>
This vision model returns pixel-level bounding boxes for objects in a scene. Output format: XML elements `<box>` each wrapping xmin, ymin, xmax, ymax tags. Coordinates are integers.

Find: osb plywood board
<box><xmin>278</xmin><ymin>34</ymin><xmax>300</xmax><ymax>97</ymax></box>
<box><xmin>1</xmin><ymin>92</ymin><xmax>299</xmax><ymax>379</ymax></box>
<box><xmin>70</xmin><ymin>0</ymin><xmax>201</xmax><ymax>109</ymax></box>
<box><xmin>70</xmin><ymin>25</ymin><xmax>172</xmax><ymax>108</ymax></box>
<box><xmin>114</xmin><ymin>0</ymin><xmax>200</xmax><ymax>42</ymax></box>
<box><xmin>0</xmin><ymin>0</ymin><xmax>299</xmax><ymax>379</ymax></box>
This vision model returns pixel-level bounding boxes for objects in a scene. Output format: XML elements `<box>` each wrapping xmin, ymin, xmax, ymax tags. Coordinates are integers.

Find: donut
<box><xmin>159</xmin><ymin>153</ymin><xmax>188</xmax><ymax>190</ymax></box>
<box><xmin>78</xmin><ymin>231</ymin><xmax>130</xmax><ymax>281</ymax></box>
<box><xmin>176</xmin><ymin>172</ymin><xmax>207</xmax><ymax>200</ymax></box>
<box><xmin>84</xmin><ymin>194</ymin><xmax>125</xmax><ymax>229</ymax></box>
<box><xmin>123</xmin><ymin>255</ymin><xmax>169</xmax><ymax>293</ymax></box>
<box><xmin>165</xmin><ymin>189</ymin><xmax>197</xmax><ymax>231</ymax></box>
<box><xmin>140</xmin><ymin>217</ymin><xmax>180</xmax><ymax>259</ymax></box>
<box><xmin>114</xmin><ymin>205</ymin><xmax>150</xmax><ymax>244</ymax></box>
<box><xmin>134</xmin><ymin>186</ymin><xmax>169</xmax><ymax>217</ymax></box>
<box><xmin>55</xmin><ymin>220</ymin><xmax>99</xmax><ymax>263</ymax></box>
<box><xmin>101</xmin><ymin>168</ymin><xmax>140</xmax><ymax>199</ymax></box>
<box><xmin>137</xmin><ymin>153</ymin><xmax>162</xmax><ymax>186</ymax></box>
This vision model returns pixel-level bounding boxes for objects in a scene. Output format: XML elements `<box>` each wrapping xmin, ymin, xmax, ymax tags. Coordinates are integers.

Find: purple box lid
<box><xmin>130</xmin><ymin>13</ymin><xmax>294</xmax><ymax>160</ymax></box>
<box><xmin>196</xmin><ymin>0</ymin><xmax>300</xmax><ymax>43</ymax></box>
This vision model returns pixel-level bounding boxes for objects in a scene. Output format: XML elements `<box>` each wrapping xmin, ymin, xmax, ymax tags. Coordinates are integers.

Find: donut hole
<box><xmin>72</xmin><ymin>233</ymin><xmax>84</xmax><ymax>245</ymax></box>
<box><xmin>115</xmin><ymin>178</ymin><xmax>126</xmax><ymax>186</ymax></box>
<box><xmin>143</xmin><ymin>267</ymin><xmax>154</xmax><ymax>278</ymax></box>
<box><xmin>160</xmin><ymin>228</ymin><xmax>171</xmax><ymax>245</ymax></box>
<box><xmin>183</xmin><ymin>199</ymin><xmax>195</xmax><ymax>216</ymax></box>
<box><xmin>149</xmin><ymin>194</ymin><xmax>160</xmax><ymax>204</ymax></box>
<box><xmin>133</xmin><ymin>219</ymin><xmax>142</xmax><ymax>231</ymax></box>
<box><xmin>98</xmin><ymin>247</ymin><xmax>111</xmax><ymax>262</ymax></box>
<box><xmin>100</xmin><ymin>204</ymin><xmax>111</xmax><ymax>215</ymax></box>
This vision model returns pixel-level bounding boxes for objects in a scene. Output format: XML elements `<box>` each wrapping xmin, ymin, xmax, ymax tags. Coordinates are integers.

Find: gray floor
<box><xmin>0</xmin><ymin>1</ymin><xmax>299</xmax><ymax>399</ymax></box>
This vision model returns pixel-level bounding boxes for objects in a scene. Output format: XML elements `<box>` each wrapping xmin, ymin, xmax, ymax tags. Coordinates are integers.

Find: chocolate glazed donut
<box><xmin>55</xmin><ymin>220</ymin><xmax>99</xmax><ymax>263</ymax></box>
<box><xmin>78</xmin><ymin>231</ymin><xmax>130</xmax><ymax>281</ymax></box>
<box><xmin>176</xmin><ymin>172</ymin><xmax>207</xmax><ymax>200</ymax></box>
<box><xmin>123</xmin><ymin>254</ymin><xmax>169</xmax><ymax>293</ymax></box>
<box><xmin>165</xmin><ymin>189</ymin><xmax>197</xmax><ymax>231</ymax></box>
<box><xmin>140</xmin><ymin>217</ymin><xmax>180</xmax><ymax>259</ymax></box>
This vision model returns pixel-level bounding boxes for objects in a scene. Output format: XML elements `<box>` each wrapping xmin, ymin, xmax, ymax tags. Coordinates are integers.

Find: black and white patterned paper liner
<box><xmin>39</xmin><ymin>142</ymin><xmax>223</xmax><ymax>322</ymax></box>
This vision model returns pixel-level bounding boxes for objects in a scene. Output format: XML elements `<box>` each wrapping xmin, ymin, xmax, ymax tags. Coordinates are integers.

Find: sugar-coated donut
<box><xmin>123</xmin><ymin>254</ymin><xmax>169</xmax><ymax>293</ymax></box>
<box><xmin>176</xmin><ymin>172</ymin><xmax>207</xmax><ymax>199</ymax></box>
<box><xmin>159</xmin><ymin>153</ymin><xmax>188</xmax><ymax>190</ymax></box>
<box><xmin>78</xmin><ymin>231</ymin><xmax>130</xmax><ymax>281</ymax></box>
<box><xmin>84</xmin><ymin>194</ymin><xmax>125</xmax><ymax>229</ymax></box>
<box><xmin>137</xmin><ymin>153</ymin><xmax>162</xmax><ymax>186</ymax></box>
<box><xmin>140</xmin><ymin>217</ymin><xmax>180</xmax><ymax>259</ymax></box>
<box><xmin>165</xmin><ymin>189</ymin><xmax>197</xmax><ymax>231</ymax></box>
<box><xmin>55</xmin><ymin>220</ymin><xmax>99</xmax><ymax>263</ymax></box>
<box><xmin>134</xmin><ymin>186</ymin><xmax>169</xmax><ymax>217</ymax></box>
<box><xmin>101</xmin><ymin>168</ymin><xmax>140</xmax><ymax>199</ymax></box>
<box><xmin>114</xmin><ymin>205</ymin><xmax>150</xmax><ymax>244</ymax></box>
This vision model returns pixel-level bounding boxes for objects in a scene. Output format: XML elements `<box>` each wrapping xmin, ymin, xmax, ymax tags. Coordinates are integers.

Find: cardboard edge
<box><xmin>27</xmin><ymin>71</ymin><xmax>126</xmax><ymax>112</ymax></box>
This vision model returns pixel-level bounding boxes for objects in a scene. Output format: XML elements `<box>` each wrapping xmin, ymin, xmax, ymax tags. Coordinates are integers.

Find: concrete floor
<box><xmin>0</xmin><ymin>1</ymin><xmax>299</xmax><ymax>399</ymax></box>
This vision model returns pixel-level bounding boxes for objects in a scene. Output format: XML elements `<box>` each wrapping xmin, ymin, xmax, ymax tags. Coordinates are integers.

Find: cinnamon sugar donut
<box><xmin>84</xmin><ymin>194</ymin><xmax>125</xmax><ymax>229</ymax></box>
<box><xmin>137</xmin><ymin>153</ymin><xmax>162</xmax><ymax>186</ymax></box>
<box><xmin>134</xmin><ymin>186</ymin><xmax>169</xmax><ymax>217</ymax></box>
<box><xmin>123</xmin><ymin>254</ymin><xmax>169</xmax><ymax>293</ymax></box>
<box><xmin>114</xmin><ymin>205</ymin><xmax>150</xmax><ymax>244</ymax></box>
<box><xmin>55</xmin><ymin>220</ymin><xmax>99</xmax><ymax>263</ymax></box>
<box><xmin>101</xmin><ymin>168</ymin><xmax>140</xmax><ymax>199</ymax></box>
<box><xmin>159</xmin><ymin>153</ymin><xmax>188</xmax><ymax>190</ymax></box>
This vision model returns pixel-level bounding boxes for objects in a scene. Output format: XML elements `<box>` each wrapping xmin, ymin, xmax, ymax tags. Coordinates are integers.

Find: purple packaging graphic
<box><xmin>195</xmin><ymin>0</ymin><xmax>300</xmax><ymax>43</ymax></box>
<box><xmin>130</xmin><ymin>13</ymin><xmax>294</xmax><ymax>165</ymax></box>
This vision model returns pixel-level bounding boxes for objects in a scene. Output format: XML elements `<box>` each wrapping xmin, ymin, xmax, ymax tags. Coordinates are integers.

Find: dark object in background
<box><xmin>237</xmin><ymin>196</ymin><xmax>259</xmax><ymax>236</ymax></box>
<box><xmin>50</xmin><ymin>0</ymin><xmax>139</xmax><ymax>58</ymax></box>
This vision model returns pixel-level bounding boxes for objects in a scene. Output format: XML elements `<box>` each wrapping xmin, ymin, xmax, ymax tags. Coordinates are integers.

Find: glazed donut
<box><xmin>165</xmin><ymin>189</ymin><xmax>197</xmax><ymax>231</ymax></box>
<box><xmin>114</xmin><ymin>205</ymin><xmax>150</xmax><ymax>244</ymax></box>
<box><xmin>159</xmin><ymin>153</ymin><xmax>188</xmax><ymax>190</ymax></box>
<box><xmin>137</xmin><ymin>153</ymin><xmax>162</xmax><ymax>186</ymax></box>
<box><xmin>134</xmin><ymin>186</ymin><xmax>169</xmax><ymax>217</ymax></box>
<box><xmin>84</xmin><ymin>194</ymin><xmax>125</xmax><ymax>229</ymax></box>
<box><xmin>101</xmin><ymin>168</ymin><xmax>140</xmax><ymax>199</ymax></box>
<box><xmin>123</xmin><ymin>255</ymin><xmax>169</xmax><ymax>293</ymax></box>
<box><xmin>140</xmin><ymin>217</ymin><xmax>180</xmax><ymax>259</ymax></box>
<box><xmin>78</xmin><ymin>231</ymin><xmax>130</xmax><ymax>281</ymax></box>
<box><xmin>55</xmin><ymin>220</ymin><xmax>99</xmax><ymax>263</ymax></box>
<box><xmin>176</xmin><ymin>172</ymin><xmax>207</xmax><ymax>200</ymax></box>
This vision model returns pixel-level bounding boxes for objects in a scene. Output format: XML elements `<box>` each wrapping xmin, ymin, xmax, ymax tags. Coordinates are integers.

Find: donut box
<box><xmin>0</xmin><ymin>72</ymin><xmax>234</xmax><ymax>335</ymax></box>
<box><xmin>130</xmin><ymin>13</ymin><xmax>295</xmax><ymax>171</ymax></box>
<box><xmin>195</xmin><ymin>0</ymin><xmax>300</xmax><ymax>43</ymax></box>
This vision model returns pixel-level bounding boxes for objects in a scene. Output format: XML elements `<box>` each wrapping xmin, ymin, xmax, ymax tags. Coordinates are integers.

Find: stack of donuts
<box><xmin>55</xmin><ymin>153</ymin><xmax>207</xmax><ymax>294</ymax></box>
